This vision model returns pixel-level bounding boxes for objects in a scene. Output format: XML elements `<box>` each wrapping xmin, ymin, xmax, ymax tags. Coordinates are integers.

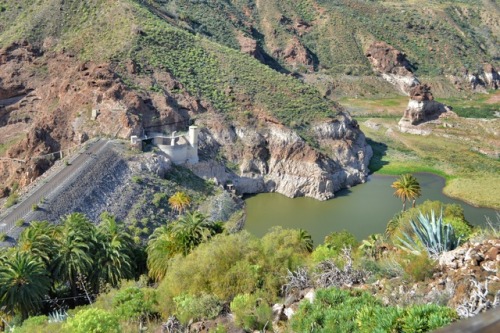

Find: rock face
<box><xmin>272</xmin><ymin>36</ymin><xmax>313</xmax><ymax>72</ymax></box>
<box><xmin>483</xmin><ymin>63</ymin><xmax>500</xmax><ymax>90</ymax></box>
<box><xmin>366</xmin><ymin>41</ymin><xmax>419</xmax><ymax>95</ymax></box>
<box><xmin>398</xmin><ymin>84</ymin><xmax>457</xmax><ymax>134</ymax></box>
<box><xmin>448</xmin><ymin>64</ymin><xmax>500</xmax><ymax>92</ymax></box>
<box><xmin>236</xmin><ymin>33</ymin><xmax>265</xmax><ymax>63</ymax></box>
<box><xmin>191</xmin><ymin>112</ymin><xmax>372</xmax><ymax>201</ymax></box>
<box><xmin>0</xmin><ymin>42</ymin><xmax>210</xmax><ymax>191</ymax></box>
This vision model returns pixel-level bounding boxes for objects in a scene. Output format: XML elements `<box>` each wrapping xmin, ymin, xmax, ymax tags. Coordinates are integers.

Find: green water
<box><xmin>244</xmin><ymin>173</ymin><xmax>498</xmax><ymax>245</ymax></box>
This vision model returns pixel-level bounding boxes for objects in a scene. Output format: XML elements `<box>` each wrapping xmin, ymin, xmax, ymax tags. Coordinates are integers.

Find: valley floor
<box><xmin>341</xmin><ymin>91</ymin><xmax>500</xmax><ymax>210</ymax></box>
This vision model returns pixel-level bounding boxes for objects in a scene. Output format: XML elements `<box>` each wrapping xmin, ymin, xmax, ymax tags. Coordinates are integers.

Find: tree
<box><xmin>17</xmin><ymin>221</ymin><xmax>60</xmax><ymax>267</ymax></box>
<box><xmin>168</xmin><ymin>191</ymin><xmax>191</xmax><ymax>214</ymax></box>
<box><xmin>93</xmin><ymin>213</ymin><xmax>134</xmax><ymax>288</ymax></box>
<box><xmin>147</xmin><ymin>225</ymin><xmax>178</xmax><ymax>281</ymax></box>
<box><xmin>391</xmin><ymin>174</ymin><xmax>421</xmax><ymax>211</ymax></box>
<box><xmin>297</xmin><ymin>229</ymin><xmax>314</xmax><ymax>253</ymax></box>
<box><xmin>0</xmin><ymin>252</ymin><xmax>50</xmax><ymax>319</ymax></box>
<box><xmin>51</xmin><ymin>213</ymin><xmax>95</xmax><ymax>297</ymax></box>
<box><xmin>170</xmin><ymin>211</ymin><xmax>221</xmax><ymax>255</ymax></box>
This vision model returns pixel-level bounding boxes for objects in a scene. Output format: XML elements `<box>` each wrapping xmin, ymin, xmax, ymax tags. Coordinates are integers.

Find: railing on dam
<box><xmin>432</xmin><ymin>308</ymin><xmax>500</xmax><ymax>333</ymax></box>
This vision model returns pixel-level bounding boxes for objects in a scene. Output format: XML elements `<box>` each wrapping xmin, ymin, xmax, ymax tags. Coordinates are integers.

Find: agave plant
<box><xmin>48</xmin><ymin>308</ymin><xmax>69</xmax><ymax>323</ymax></box>
<box><xmin>398</xmin><ymin>210</ymin><xmax>460</xmax><ymax>258</ymax></box>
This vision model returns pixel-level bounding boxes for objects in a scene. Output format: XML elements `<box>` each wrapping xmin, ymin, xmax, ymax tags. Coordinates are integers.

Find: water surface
<box><xmin>244</xmin><ymin>173</ymin><xmax>498</xmax><ymax>245</ymax></box>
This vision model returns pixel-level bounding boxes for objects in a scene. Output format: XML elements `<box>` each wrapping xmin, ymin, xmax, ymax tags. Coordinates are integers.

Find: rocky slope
<box><xmin>0</xmin><ymin>38</ymin><xmax>371</xmax><ymax>202</ymax></box>
<box><xmin>192</xmin><ymin>111</ymin><xmax>371</xmax><ymax>200</ymax></box>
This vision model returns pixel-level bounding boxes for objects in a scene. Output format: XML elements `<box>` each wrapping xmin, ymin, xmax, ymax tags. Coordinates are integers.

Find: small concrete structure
<box><xmin>133</xmin><ymin>126</ymin><xmax>199</xmax><ymax>164</ymax></box>
<box><xmin>91</xmin><ymin>109</ymin><xmax>99</xmax><ymax>120</ymax></box>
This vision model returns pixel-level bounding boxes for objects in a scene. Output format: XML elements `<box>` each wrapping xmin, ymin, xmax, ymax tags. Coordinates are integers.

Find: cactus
<box><xmin>399</xmin><ymin>210</ymin><xmax>460</xmax><ymax>257</ymax></box>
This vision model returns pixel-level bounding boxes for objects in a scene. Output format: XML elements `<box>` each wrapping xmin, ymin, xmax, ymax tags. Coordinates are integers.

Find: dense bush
<box><xmin>64</xmin><ymin>308</ymin><xmax>120</xmax><ymax>333</ymax></box>
<box><xmin>400</xmin><ymin>253</ymin><xmax>436</xmax><ymax>282</ymax></box>
<box><xmin>156</xmin><ymin>228</ymin><xmax>310</xmax><ymax>316</ymax></box>
<box><xmin>174</xmin><ymin>293</ymin><xmax>222</xmax><ymax>325</ymax></box>
<box><xmin>291</xmin><ymin>288</ymin><xmax>458</xmax><ymax>333</ymax></box>
<box><xmin>230</xmin><ymin>293</ymin><xmax>272</xmax><ymax>331</ymax></box>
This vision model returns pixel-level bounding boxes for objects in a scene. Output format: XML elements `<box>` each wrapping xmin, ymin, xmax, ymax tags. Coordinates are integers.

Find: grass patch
<box><xmin>440</xmin><ymin>92</ymin><xmax>500</xmax><ymax>118</ymax></box>
<box><xmin>360</xmin><ymin>118</ymin><xmax>500</xmax><ymax>209</ymax></box>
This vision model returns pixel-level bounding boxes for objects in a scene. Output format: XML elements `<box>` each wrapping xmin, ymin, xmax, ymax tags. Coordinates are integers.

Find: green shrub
<box><xmin>64</xmin><ymin>308</ymin><xmax>120</xmax><ymax>333</ymax></box>
<box><xmin>311</xmin><ymin>243</ymin><xmax>337</xmax><ymax>263</ymax></box>
<box><xmin>19</xmin><ymin>315</ymin><xmax>48</xmax><ymax>330</ymax></box>
<box><xmin>173</xmin><ymin>293</ymin><xmax>222</xmax><ymax>324</ymax></box>
<box><xmin>445</xmin><ymin>217</ymin><xmax>474</xmax><ymax>241</ymax></box>
<box><xmin>399</xmin><ymin>304</ymin><xmax>458</xmax><ymax>333</ymax></box>
<box><xmin>230</xmin><ymin>293</ymin><xmax>272</xmax><ymax>331</ymax></box>
<box><xmin>15</xmin><ymin>219</ymin><xmax>25</xmax><ymax>227</ymax></box>
<box><xmin>324</xmin><ymin>230</ymin><xmax>359</xmax><ymax>255</ymax></box>
<box><xmin>112</xmin><ymin>286</ymin><xmax>158</xmax><ymax>323</ymax></box>
<box><xmin>5</xmin><ymin>192</ymin><xmax>19</xmax><ymax>208</ymax></box>
<box><xmin>291</xmin><ymin>288</ymin><xmax>457</xmax><ymax>333</ymax></box>
<box><xmin>400</xmin><ymin>253</ymin><xmax>436</xmax><ymax>282</ymax></box>
<box><xmin>32</xmin><ymin>204</ymin><xmax>39</xmax><ymax>211</ymax></box>
<box><xmin>0</xmin><ymin>232</ymin><xmax>6</xmax><ymax>241</ymax></box>
<box><xmin>131</xmin><ymin>176</ymin><xmax>143</xmax><ymax>184</ymax></box>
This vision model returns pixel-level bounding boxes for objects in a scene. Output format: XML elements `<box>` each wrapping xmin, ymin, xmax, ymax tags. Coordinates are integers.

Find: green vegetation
<box><xmin>230</xmin><ymin>293</ymin><xmax>272</xmax><ymax>331</ymax></box>
<box><xmin>4</xmin><ymin>192</ymin><xmax>19</xmax><ymax>209</ymax></box>
<box><xmin>291</xmin><ymin>288</ymin><xmax>458</xmax><ymax>333</ymax></box>
<box><xmin>4</xmin><ymin>198</ymin><xmax>496</xmax><ymax>331</ymax></box>
<box><xmin>391</xmin><ymin>173</ymin><xmax>422</xmax><ymax>211</ymax></box>
<box><xmin>360</xmin><ymin>118</ymin><xmax>500</xmax><ymax>209</ymax></box>
<box><xmin>64</xmin><ymin>308</ymin><xmax>120</xmax><ymax>333</ymax></box>
<box><xmin>399</xmin><ymin>211</ymin><xmax>461</xmax><ymax>257</ymax></box>
<box><xmin>138</xmin><ymin>0</ymin><xmax>499</xmax><ymax>76</ymax></box>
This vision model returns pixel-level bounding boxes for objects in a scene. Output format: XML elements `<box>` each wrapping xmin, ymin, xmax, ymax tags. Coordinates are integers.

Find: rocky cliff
<box><xmin>191</xmin><ymin>112</ymin><xmax>371</xmax><ymax>200</ymax></box>
<box><xmin>366</xmin><ymin>41</ymin><xmax>419</xmax><ymax>95</ymax></box>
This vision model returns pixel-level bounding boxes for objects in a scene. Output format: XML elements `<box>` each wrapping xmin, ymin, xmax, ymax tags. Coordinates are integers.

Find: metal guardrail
<box><xmin>432</xmin><ymin>308</ymin><xmax>500</xmax><ymax>333</ymax></box>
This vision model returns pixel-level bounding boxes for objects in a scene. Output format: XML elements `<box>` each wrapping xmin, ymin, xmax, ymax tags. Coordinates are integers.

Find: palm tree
<box><xmin>51</xmin><ymin>213</ymin><xmax>95</xmax><ymax>297</ymax></box>
<box><xmin>170</xmin><ymin>211</ymin><xmax>220</xmax><ymax>255</ymax></box>
<box><xmin>168</xmin><ymin>191</ymin><xmax>191</xmax><ymax>214</ymax></box>
<box><xmin>146</xmin><ymin>225</ymin><xmax>178</xmax><ymax>281</ymax></box>
<box><xmin>18</xmin><ymin>221</ymin><xmax>60</xmax><ymax>267</ymax></box>
<box><xmin>391</xmin><ymin>174</ymin><xmax>421</xmax><ymax>211</ymax></box>
<box><xmin>0</xmin><ymin>252</ymin><xmax>50</xmax><ymax>319</ymax></box>
<box><xmin>93</xmin><ymin>213</ymin><xmax>134</xmax><ymax>287</ymax></box>
<box><xmin>385</xmin><ymin>212</ymin><xmax>404</xmax><ymax>239</ymax></box>
<box><xmin>297</xmin><ymin>229</ymin><xmax>314</xmax><ymax>253</ymax></box>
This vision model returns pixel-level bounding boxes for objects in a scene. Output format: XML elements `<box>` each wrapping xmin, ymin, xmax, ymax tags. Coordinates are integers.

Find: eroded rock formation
<box><xmin>366</xmin><ymin>41</ymin><xmax>419</xmax><ymax>95</ymax></box>
<box><xmin>191</xmin><ymin>112</ymin><xmax>372</xmax><ymax>201</ymax></box>
<box><xmin>398</xmin><ymin>84</ymin><xmax>456</xmax><ymax>134</ymax></box>
<box><xmin>237</xmin><ymin>33</ymin><xmax>265</xmax><ymax>63</ymax></box>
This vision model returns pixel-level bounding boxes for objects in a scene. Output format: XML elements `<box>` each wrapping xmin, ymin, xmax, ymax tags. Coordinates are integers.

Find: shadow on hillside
<box><xmin>366</xmin><ymin>137</ymin><xmax>388</xmax><ymax>174</ymax></box>
<box><xmin>251</xmin><ymin>28</ymin><xmax>291</xmax><ymax>74</ymax></box>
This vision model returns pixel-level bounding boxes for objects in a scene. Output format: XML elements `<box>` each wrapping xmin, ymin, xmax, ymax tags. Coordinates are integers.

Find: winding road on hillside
<box><xmin>0</xmin><ymin>139</ymin><xmax>110</xmax><ymax>245</ymax></box>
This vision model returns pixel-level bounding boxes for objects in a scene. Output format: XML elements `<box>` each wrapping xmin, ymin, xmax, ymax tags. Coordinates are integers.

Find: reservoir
<box><xmin>244</xmin><ymin>173</ymin><xmax>498</xmax><ymax>245</ymax></box>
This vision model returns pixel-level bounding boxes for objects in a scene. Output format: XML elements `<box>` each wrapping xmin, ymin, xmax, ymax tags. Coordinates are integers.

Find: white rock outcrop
<box><xmin>190</xmin><ymin>111</ymin><xmax>372</xmax><ymax>201</ymax></box>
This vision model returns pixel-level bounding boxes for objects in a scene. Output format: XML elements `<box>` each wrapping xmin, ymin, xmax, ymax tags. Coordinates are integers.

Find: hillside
<box><xmin>0</xmin><ymin>0</ymin><xmax>372</xmax><ymax>200</ymax></box>
<box><xmin>141</xmin><ymin>0</ymin><xmax>500</xmax><ymax>80</ymax></box>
